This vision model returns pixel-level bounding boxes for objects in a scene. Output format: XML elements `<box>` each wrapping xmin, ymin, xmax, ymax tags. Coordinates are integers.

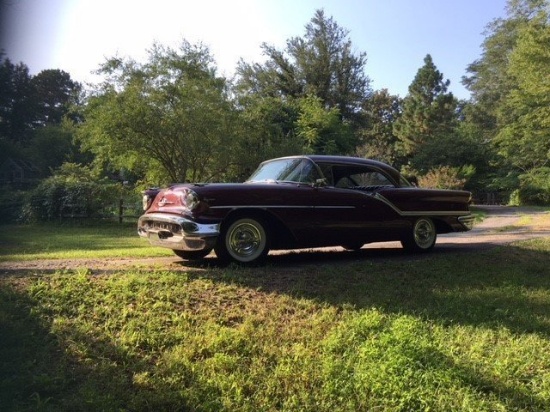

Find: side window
<box><xmin>354</xmin><ymin>171</ymin><xmax>393</xmax><ymax>187</ymax></box>
<box><xmin>317</xmin><ymin>164</ymin><xmax>334</xmax><ymax>186</ymax></box>
<box><xmin>334</xmin><ymin>167</ymin><xmax>395</xmax><ymax>189</ymax></box>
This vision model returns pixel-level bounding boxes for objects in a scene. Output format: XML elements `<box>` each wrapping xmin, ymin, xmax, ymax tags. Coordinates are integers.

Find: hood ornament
<box><xmin>158</xmin><ymin>197</ymin><xmax>174</xmax><ymax>207</ymax></box>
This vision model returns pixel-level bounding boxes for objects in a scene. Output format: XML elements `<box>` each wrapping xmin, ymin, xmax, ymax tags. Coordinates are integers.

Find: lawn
<box><xmin>0</xmin><ymin>222</ymin><xmax>172</xmax><ymax>261</ymax></box>
<box><xmin>1</xmin><ymin>223</ymin><xmax>550</xmax><ymax>411</ymax></box>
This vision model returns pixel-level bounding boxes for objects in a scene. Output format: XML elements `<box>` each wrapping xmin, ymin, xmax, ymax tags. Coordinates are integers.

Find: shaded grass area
<box><xmin>1</xmin><ymin>238</ymin><xmax>550</xmax><ymax>411</ymax></box>
<box><xmin>0</xmin><ymin>223</ymin><xmax>172</xmax><ymax>261</ymax></box>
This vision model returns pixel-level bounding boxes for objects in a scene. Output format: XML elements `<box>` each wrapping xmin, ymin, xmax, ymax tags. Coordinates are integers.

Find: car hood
<box><xmin>146</xmin><ymin>182</ymin><xmax>309</xmax><ymax>214</ymax></box>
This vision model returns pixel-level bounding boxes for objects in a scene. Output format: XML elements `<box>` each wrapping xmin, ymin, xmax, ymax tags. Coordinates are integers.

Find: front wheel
<box><xmin>401</xmin><ymin>217</ymin><xmax>436</xmax><ymax>252</ymax></box>
<box><xmin>215</xmin><ymin>217</ymin><xmax>270</xmax><ymax>264</ymax></box>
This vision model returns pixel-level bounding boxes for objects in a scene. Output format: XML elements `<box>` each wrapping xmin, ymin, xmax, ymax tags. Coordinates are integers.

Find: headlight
<box><xmin>142</xmin><ymin>194</ymin><xmax>151</xmax><ymax>211</ymax></box>
<box><xmin>142</xmin><ymin>188</ymin><xmax>160</xmax><ymax>211</ymax></box>
<box><xmin>182</xmin><ymin>190</ymin><xmax>199</xmax><ymax>211</ymax></box>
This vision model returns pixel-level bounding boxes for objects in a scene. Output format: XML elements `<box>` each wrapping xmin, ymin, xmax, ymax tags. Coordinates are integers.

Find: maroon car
<box><xmin>138</xmin><ymin>155</ymin><xmax>474</xmax><ymax>264</ymax></box>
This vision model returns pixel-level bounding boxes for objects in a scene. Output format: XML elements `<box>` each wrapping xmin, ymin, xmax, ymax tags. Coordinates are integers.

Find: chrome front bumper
<box><xmin>138</xmin><ymin>213</ymin><xmax>220</xmax><ymax>252</ymax></box>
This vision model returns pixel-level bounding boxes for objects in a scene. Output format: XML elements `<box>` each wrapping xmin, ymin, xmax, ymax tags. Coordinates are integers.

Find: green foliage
<box><xmin>3</xmin><ymin>4</ymin><xmax>550</xmax><ymax>203</ymax></box>
<box><xmin>233</xmin><ymin>95</ymin><xmax>304</xmax><ymax>179</ymax></box>
<box><xmin>23</xmin><ymin>163</ymin><xmax>120</xmax><ymax>221</ymax></box>
<box><xmin>417</xmin><ymin>165</ymin><xmax>469</xmax><ymax>190</ymax></box>
<box><xmin>237</xmin><ymin>10</ymin><xmax>371</xmax><ymax>116</ymax></box>
<box><xmin>393</xmin><ymin>55</ymin><xmax>457</xmax><ymax>157</ymax></box>
<box><xmin>463</xmin><ymin>0</ymin><xmax>550</xmax><ymax>201</ymax></box>
<box><xmin>30</xmin><ymin>69</ymin><xmax>82</xmax><ymax>127</ymax></box>
<box><xmin>0</xmin><ymin>189</ymin><xmax>27</xmax><ymax>224</ymax></box>
<box><xmin>23</xmin><ymin>125</ymin><xmax>79</xmax><ymax>176</ymax></box>
<box><xmin>0</xmin><ymin>54</ymin><xmax>83</xmax><ymax>188</ymax></box>
<box><xmin>0</xmin><ymin>54</ymin><xmax>81</xmax><ymax>146</ymax></box>
<box><xmin>406</xmin><ymin>117</ymin><xmax>492</xmax><ymax>190</ymax></box>
<box><xmin>496</xmin><ymin>10</ymin><xmax>550</xmax><ymax>173</ymax></box>
<box><xmin>463</xmin><ymin>0</ymin><xmax>548</xmax><ymax>134</ymax></box>
<box><xmin>77</xmin><ymin>41</ymin><xmax>238</xmax><ymax>185</ymax></box>
<box><xmin>511</xmin><ymin>168</ymin><xmax>550</xmax><ymax>205</ymax></box>
<box><xmin>296</xmin><ymin>95</ymin><xmax>355</xmax><ymax>154</ymax></box>
<box><xmin>356</xmin><ymin>89</ymin><xmax>403</xmax><ymax>165</ymax></box>
<box><xmin>0</xmin><ymin>54</ymin><xmax>35</xmax><ymax>145</ymax></box>
<box><xmin>236</xmin><ymin>9</ymin><xmax>370</xmax><ymax>154</ymax></box>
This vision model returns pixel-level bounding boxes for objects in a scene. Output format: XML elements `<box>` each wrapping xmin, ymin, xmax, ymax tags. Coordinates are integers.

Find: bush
<box><xmin>22</xmin><ymin>164</ymin><xmax>122</xmax><ymax>222</ymax></box>
<box><xmin>511</xmin><ymin>168</ymin><xmax>550</xmax><ymax>206</ymax></box>
<box><xmin>0</xmin><ymin>189</ymin><xmax>28</xmax><ymax>224</ymax></box>
<box><xmin>417</xmin><ymin>166</ymin><xmax>468</xmax><ymax>190</ymax></box>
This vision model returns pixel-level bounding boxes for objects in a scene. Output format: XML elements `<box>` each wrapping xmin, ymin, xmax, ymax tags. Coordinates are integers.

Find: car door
<box><xmin>311</xmin><ymin>164</ymin><xmax>406</xmax><ymax>245</ymax></box>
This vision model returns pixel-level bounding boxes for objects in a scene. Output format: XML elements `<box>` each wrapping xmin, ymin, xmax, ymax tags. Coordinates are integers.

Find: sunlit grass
<box><xmin>0</xmin><ymin>223</ymin><xmax>172</xmax><ymax>261</ymax></box>
<box><xmin>518</xmin><ymin>210</ymin><xmax>550</xmax><ymax>227</ymax></box>
<box><xmin>1</xmin><ymin>236</ymin><xmax>550</xmax><ymax>411</ymax></box>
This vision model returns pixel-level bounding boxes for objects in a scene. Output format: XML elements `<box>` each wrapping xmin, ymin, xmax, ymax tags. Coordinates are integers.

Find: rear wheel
<box><xmin>173</xmin><ymin>249</ymin><xmax>212</xmax><ymax>260</ymax></box>
<box><xmin>401</xmin><ymin>217</ymin><xmax>436</xmax><ymax>252</ymax></box>
<box><xmin>215</xmin><ymin>217</ymin><xmax>270</xmax><ymax>264</ymax></box>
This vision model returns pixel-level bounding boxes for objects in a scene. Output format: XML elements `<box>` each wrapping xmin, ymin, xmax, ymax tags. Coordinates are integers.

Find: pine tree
<box><xmin>393</xmin><ymin>54</ymin><xmax>457</xmax><ymax>157</ymax></box>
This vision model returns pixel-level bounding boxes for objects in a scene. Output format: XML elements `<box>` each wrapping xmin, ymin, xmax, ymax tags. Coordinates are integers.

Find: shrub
<box><xmin>0</xmin><ymin>189</ymin><xmax>28</xmax><ymax>224</ymax></box>
<box><xmin>418</xmin><ymin>166</ymin><xmax>468</xmax><ymax>190</ymax></box>
<box><xmin>511</xmin><ymin>168</ymin><xmax>550</xmax><ymax>206</ymax></box>
<box><xmin>22</xmin><ymin>164</ymin><xmax>121</xmax><ymax>222</ymax></box>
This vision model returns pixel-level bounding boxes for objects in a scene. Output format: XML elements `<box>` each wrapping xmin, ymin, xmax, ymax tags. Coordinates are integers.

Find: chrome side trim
<box><xmin>210</xmin><ymin>205</ymin><xmax>354</xmax><ymax>210</ymax></box>
<box><xmin>372</xmin><ymin>193</ymin><xmax>471</xmax><ymax>217</ymax></box>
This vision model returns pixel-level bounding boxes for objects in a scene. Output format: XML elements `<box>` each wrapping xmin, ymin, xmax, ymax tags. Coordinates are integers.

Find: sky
<box><xmin>0</xmin><ymin>0</ymin><xmax>509</xmax><ymax>100</ymax></box>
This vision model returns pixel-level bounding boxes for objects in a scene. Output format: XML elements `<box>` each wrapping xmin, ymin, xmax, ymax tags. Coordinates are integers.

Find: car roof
<box><xmin>267</xmin><ymin>155</ymin><xmax>402</xmax><ymax>182</ymax></box>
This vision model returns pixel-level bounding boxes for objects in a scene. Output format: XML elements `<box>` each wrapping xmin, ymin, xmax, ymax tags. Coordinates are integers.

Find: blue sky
<box><xmin>1</xmin><ymin>0</ymin><xmax>508</xmax><ymax>99</ymax></box>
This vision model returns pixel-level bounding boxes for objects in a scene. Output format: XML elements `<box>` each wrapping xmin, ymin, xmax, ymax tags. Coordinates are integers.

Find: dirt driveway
<box><xmin>1</xmin><ymin>206</ymin><xmax>549</xmax><ymax>274</ymax></box>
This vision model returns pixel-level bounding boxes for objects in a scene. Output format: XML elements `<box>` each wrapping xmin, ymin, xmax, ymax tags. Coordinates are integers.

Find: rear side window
<box><xmin>354</xmin><ymin>171</ymin><xmax>392</xmax><ymax>186</ymax></box>
<box><xmin>335</xmin><ymin>169</ymin><xmax>395</xmax><ymax>189</ymax></box>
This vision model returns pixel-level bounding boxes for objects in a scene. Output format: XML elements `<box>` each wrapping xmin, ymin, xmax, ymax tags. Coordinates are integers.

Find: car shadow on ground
<box><xmin>179</xmin><ymin>238</ymin><xmax>507</xmax><ymax>270</ymax></box>
<box><xmin>180</xmin><ymin>239</ymin><xmax>550</xmax><ymax>339</ymax></box>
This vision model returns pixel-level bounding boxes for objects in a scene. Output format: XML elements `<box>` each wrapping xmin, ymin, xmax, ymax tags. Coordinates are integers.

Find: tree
<box><xmin>77</xmin><ymin>41</ymin><xmax>238</xmax><ymax>184</ymax></box>
<box><xmin>463</xmin><ymin>0</ymin><xmax>548</xmax><ymax>136</ymax></box>
<box><xmin>464</xmin><ymin>0</ymin><xmax>547</xmax><ymax>96</ymax></box>
<box><xmin>496</xmin><ymin>10</ymin><xmax>550</xmax><ymax>204</ymax></box>
<box><xmin>0</xmin><ymin>57</ymin><xmax>81</xmax><ymax>143</ymax></box>
<box><xmin>236</xmin><ymin>8</ymin><xmax>371</xmax><ymax>149</ymax></box>
<box><xmin>24</xmin><ymin>124</ymin><xmax>81</xmax><ymax>175</ymax></box>
<box><xmin>496</xmin><ymin>11</ymin><xmax>550</xmax><ymax>172</ymax></box>
<box><xmin>463</xmin><ymin>0</ymin><xmax>550</xmax><ymax>203</ymax></box>
<box><xmin>0</xmin><ymin>55</ymin><xmax>82</xmax><ymax>180</ymax></box>
<box><xmin>393</xmin><ymin>54</ymin><xmax>457</xmax><ymax>157</ymax></box>
<box><xmin>0</xmin><ymin>54</ymin><xmax>34</xmax><ymax>146</ymax></box>
<box><xmin>234</xmin><ymin>95</ymin><xmax>303</xmax><ymax>179</ymax></box>
<box><xmin>31</xmin><ymin>69</ymin><xmax>81</xmax><ymax>126</ymax></box>
<box><xmin>296</xmin><ymin>94</ymin><xmax>354</xmax><ymax>154</ymax></box>
<box><xmin>355</xmin><ymin>89</ymin><xmax>403</xmax><ymax>165</ymax></box>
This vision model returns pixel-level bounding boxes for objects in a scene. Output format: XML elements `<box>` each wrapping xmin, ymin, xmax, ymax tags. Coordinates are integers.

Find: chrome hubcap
<box><xmin>228</xmin><ymin>222</ymin><xmax>262</xmax><ymax>258</ymax></box>
<box><xmin>414</xmin><ymin>219</ymin><xmax>435</xmax><ymax>248</ymax></box>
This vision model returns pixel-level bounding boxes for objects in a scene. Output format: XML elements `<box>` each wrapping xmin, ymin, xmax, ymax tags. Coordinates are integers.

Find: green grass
<box><xmin>1</xmin><ymin>224</ymin><xmax>550</xmax><ymax>411</ymax></box>
<box><xmin>0</xmin><ymin>223</ymin><xmax>172</xmax><ymax>261</ymax></box>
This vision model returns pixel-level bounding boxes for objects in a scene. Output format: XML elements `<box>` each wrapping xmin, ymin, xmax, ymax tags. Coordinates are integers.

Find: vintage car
<box><xmin>138</xmin><ymin>155</ymin><xmax>474</xmax><ymax>264</ymax></box>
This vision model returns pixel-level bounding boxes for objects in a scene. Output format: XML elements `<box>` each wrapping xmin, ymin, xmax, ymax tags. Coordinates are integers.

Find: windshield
<box><xmin>247</xmin><ymin>158</ymin><xmax>322</xmax><ymax>184</ymax></box>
